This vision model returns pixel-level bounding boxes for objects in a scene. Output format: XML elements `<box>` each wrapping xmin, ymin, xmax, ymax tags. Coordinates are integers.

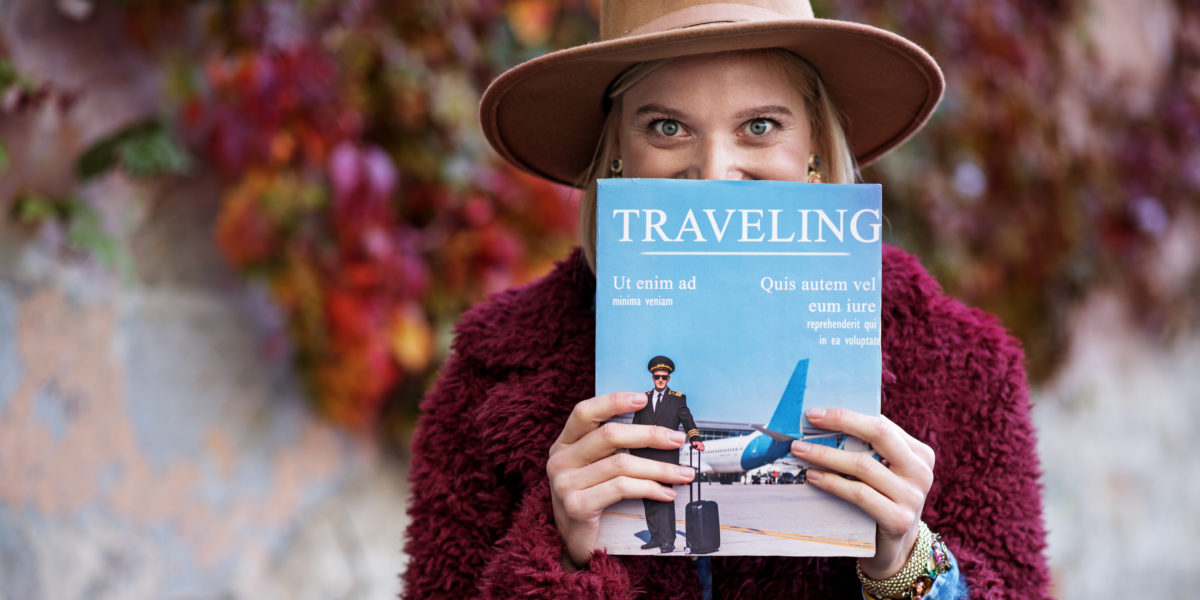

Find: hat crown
<box><xmin>648</xmin><ymin>355</ymin><xmax>676</xmax><ymax>373</ymax></box>
<box><xmin>601</xmin><ymin>0</ymin><xmax>814</xmax><ymax>40</ymax></box>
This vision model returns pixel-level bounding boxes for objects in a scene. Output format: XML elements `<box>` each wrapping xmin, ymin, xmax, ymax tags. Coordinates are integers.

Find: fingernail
<box><xmin>806</xmin><ymin>469</ymin><xmax>823</xmax><ymax>482</ymax></box>
<box><xmin>629</xmin><ymin>393</ymin><xmax>646</xmax><ymax>405</ymax></box>
<box><xmin>807</xmin><ymin>408</ymin><xmax>826</xmax><ymax>419</ymax></box>
<box><xmin>663</xmin><ymin>488</ymin><xmax>676</xmax><ymax>500</ymax></box>
<box><xmin>792</xmin><ymin>441</ymin><xmax>812</xmax><ymax>454</ymax></box>
<box><xmin>668</xmin><ymin>431</ymin><xmax>685</xmax><ymax>443</ymax></box>
<box><xmin>677</xmin><ymin>466</ymin><xmax>695</xmax><ymax>479</ymax></box>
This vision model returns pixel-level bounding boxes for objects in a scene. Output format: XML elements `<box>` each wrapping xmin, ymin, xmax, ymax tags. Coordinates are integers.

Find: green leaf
<box><xmin>7</xmin><ymin>193</ymin><xmax>136</xmax><ymax>279</ymax></box>
<box><xmin>77</xmin><ymin>119</ymin><xmax>192</xmax><ymax>181</ymax></box>
<box><xmin>63</xmin><ymin>197</ymin><xmax>135</xmax><ymax>279</ymax></box>
<box><xmin>0</xmin><ymin>139</ymin><xmax>9</xmax><ymax>174</ymax></box>
<box><xmin>66</xmin><ymin>202</ymin><xmax>114</xmax><ymax>263</ymax></box>
<box><xmin>0</xmin><ymin>59</ymin><xmax>16</xmax><ymax>94</ymax></box>
<box><xmin>118</xmin><ymin>124</ymin><xmax>191</xmax><ymax>177</ymax></box>
<box><xmin>10</xmin><ymin>193</ymin><xmax>62</xmax><ymax>225</ymax></box>
<box><xmin>76</xmin><ymin>134</ymin><xmax>123</xmax><ymax>180</ymax></box>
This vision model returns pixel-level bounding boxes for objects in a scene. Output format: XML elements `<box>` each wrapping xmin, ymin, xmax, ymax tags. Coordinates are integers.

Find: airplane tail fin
<box><xmin>765</xmin><ymin>358</ymin><xmax>808</xmax><ymax>436</ymax></box>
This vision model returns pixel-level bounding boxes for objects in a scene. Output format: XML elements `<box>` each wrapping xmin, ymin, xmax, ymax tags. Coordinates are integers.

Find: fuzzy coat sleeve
<box><xmin>401</xmin><ymin>249</ymin><xmax>703</xmax><ymax>598</ymax></box>
<box><xmin>873</xmin><ymin>245</ymin><xmax>1052</xmax><ymax>599</ymax></box>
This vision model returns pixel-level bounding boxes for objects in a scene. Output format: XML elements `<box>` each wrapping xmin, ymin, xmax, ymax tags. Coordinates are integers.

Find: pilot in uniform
<box><xmin>631</xmin><ymin>355</ymin><xmax>703</xmax><ymax>553</ymax></box>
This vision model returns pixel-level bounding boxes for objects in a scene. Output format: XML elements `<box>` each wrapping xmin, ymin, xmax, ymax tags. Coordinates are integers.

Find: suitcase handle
<box><xmin>689</xmin><ymin>444</ymin><xmax>702</xmax><ymax>503</ymax></box>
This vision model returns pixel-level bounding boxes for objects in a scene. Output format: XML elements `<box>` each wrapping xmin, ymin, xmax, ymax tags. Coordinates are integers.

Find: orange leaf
<box><xmin>389</xmin><ymin>303</ymin><xmax>433</xmax><ymax>372</ymax></box>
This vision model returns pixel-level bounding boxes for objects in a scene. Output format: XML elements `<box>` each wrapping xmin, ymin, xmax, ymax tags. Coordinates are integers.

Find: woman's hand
<box><xmin>547</xmin><ymin>392</ymin><xmax>696</xmax><ymax>568</ymax></box>
<box><xmin>790</xmin><ymin>407</ymin><xmax>935</xmax><ymax>580</ymax></box>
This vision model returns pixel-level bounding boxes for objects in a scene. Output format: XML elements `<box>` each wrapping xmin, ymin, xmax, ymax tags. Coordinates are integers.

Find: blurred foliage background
<box><xmin>1</xmin><ymin>0</ymin><xmax>1197</xmax><ymax>445</ymax></box>
<box><xmin>827</xmin><ymin>0</ymin><xmax>1200</xmax><ymax>382</ymax></box>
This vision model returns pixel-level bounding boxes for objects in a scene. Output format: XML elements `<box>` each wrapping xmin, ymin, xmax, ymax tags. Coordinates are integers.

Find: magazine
<box><xmin>594</xmin><ymin>178</ymin><xmax>882</xmax><ymax>557</ymax></box>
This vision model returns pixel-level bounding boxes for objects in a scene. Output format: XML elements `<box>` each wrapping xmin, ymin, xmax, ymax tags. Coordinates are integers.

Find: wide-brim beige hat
<box><xmin>480</xmin><ymin>0</ymin><xmax>944</xmax><ymax>187</ymax></box>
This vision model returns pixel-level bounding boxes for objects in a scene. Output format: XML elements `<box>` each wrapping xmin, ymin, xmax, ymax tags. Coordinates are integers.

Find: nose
<box><xmin>696</xmin><ymin>137</ymin><xmax>747</xmax><ymax>180</ymax></box>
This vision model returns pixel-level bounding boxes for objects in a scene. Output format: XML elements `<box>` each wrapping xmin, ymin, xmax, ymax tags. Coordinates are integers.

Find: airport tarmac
<box><xmin>597</xmin><ymin>482</ymin><xmax>875</xmax><ymax>557</ymax></box>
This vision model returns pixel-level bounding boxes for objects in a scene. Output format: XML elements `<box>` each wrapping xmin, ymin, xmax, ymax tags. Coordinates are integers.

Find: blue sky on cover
<box><xmin>595</xmin><ymin>179</ymin><xmax>882</xmax><ymax>428</ymax></box>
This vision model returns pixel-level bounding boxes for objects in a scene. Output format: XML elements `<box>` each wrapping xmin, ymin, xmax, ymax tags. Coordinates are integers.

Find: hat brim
<box><xmin>480</xmin><ymin>18</ymin><xmax>943</xmax><ymax>187</ymax></box>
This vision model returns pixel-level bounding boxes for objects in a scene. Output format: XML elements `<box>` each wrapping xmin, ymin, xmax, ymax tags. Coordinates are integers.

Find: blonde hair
<box><xmin>577</xmin><ymin>49</ymin><xmax>859</xmax><ymax>271</ymax></box>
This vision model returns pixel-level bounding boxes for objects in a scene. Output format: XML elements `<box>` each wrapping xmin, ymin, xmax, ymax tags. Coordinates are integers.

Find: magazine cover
<box><xmin>595</xmin><ymin>178</ymin><xmax>882</xmax><ymax>557</ymax></box>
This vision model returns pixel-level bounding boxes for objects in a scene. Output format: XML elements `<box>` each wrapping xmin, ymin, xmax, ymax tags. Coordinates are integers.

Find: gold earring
<box><xmin>610</xmin><ymin>157</ymin><xmax>623</xmax><ymax>177</ymax></box>
<box><xmin>807</xmin><ymin>155</ymin><xmax>822</xmax><ymax>183</ymax></box>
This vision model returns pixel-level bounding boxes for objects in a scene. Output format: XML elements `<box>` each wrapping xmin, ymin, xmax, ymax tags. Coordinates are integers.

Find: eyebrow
<box><xmin>734</xmin><ymin>105</ymin><xmax>795</xmax><ymax>120</ymax></box>
<box><xmin>632</xmin><ymin>103</ymin><xmax>689</xmax><ymax>120</ymax></box>
<box><xmin>631</xmin><ymin>103</ymin><xmax>795</xmax><ymax>121</ymax></box>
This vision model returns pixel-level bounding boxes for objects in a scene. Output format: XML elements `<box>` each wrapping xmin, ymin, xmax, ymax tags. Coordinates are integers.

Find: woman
<box><xmin>403</xmin><ymin>1</ymin><xmax>1051</xmax><ymax>598</ymax></box>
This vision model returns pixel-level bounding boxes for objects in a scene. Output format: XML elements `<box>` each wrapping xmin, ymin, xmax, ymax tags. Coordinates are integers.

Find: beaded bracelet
<box><xmin>858</xmin><ymin>522</ymin><xmax>952</xmax><ymax>600</ymax></box>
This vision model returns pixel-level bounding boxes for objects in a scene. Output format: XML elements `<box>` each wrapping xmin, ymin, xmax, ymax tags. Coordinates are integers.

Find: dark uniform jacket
<box><xmin>631</xmin><ymin>388</ymin><xmax>701</xmax><ymax>464</ymax></box>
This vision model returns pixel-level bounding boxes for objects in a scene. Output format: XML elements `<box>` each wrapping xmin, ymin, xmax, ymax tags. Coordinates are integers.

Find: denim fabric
<box><xmin>697</xmin><ymin>556</ymin><xmax>713</xmax><ymax>600</ymax></box>
<box><xmin>859</xmin><ymin>546</ymin><xmax>969</xmax><ymax>600</ymax></box>
<box><xmin>924</xmin><ymin>550</ymin><xmax>969</xmax><ymax>599</ymax></box>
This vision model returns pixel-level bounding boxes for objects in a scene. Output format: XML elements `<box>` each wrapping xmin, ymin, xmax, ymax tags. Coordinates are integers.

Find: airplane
<box><xmin>675</xmin><ymin>358</ymin><xmax>873</xmax><ymax>482</ymax></box>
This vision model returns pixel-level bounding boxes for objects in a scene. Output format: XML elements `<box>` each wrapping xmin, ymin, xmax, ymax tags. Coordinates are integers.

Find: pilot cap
<box><xmin>647</xmin><ymin>355</ymin><xmax>675</xmax><ymax>374</ymax></box>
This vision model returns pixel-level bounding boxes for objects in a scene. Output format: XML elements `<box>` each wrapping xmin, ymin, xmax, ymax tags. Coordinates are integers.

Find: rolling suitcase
<box><xmin>685</xmin><ymin>446</ymin><xmax>720</xmax><ymax>554</ymax></box>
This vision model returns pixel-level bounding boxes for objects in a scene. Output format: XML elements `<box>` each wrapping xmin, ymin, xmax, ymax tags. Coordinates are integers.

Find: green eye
<box><xmin>655</xmin><ymin>120</ymin><xmax>681</xmax><ymax>136</ymax></box>
<box><xmin>748</xmin><ymin>119</ymin><xmax>772</xmax><ymax>135</ymax></box>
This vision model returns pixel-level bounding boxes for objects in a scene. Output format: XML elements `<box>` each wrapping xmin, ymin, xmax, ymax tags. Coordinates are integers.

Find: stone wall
<box><xmin>0</xmin><ymin>178</ymin><xmax>410</xmax><ymax>599</ymax></box>
<box><xmin>1034</xmin><ymin>294</ymin><xmax>1200</xmax><ymax>598</ymax></box>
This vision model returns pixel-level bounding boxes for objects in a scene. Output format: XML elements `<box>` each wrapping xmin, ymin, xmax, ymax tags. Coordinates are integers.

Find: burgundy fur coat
<box><xmin>402</xmin><ymin>246</ymin><xmax>1051</xmax><ymax>599</ymax></box>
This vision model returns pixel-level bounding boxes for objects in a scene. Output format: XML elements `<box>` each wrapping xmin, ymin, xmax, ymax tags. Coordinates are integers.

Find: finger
<box><xmin>559</xmin><ymin>422</ymin><xmax>687</xmax><ymax>469</ymax></box>
<box><xmin>560</xmin><ymin>476</ymin><xmax>677</xmax><ymax>521</ymax></box>
<box><xmin>554</xmin><ymin>392</ymin><xmax>646</xmax><ymax>448</ymax></box>
<box><xmin>790</xmin><ymin>440</ymin><xmax>918</xmax><ymax>505</ymax></box>
<box><xmin>904</xmin><ymin>433</ymin><xmax>936</xmax><ymax>472</ymax></box>
<box><xmin>806</xmin><ymin>408</ymin><xmax>927</xmax><ymax>483</ymax></box>
<box><xmin>870</xmin><ymin>415</ymin><xmax>936</xmax><ymax>472</ymax></box>
<box><xmin>555</xmin><ymin>451</ymin><xmax>695</xmax><ymax>497</ymax></box>
<box><xmin>804</xmin><ymin>469</ymin><xmax>920</xmax><ymax>535</ymax></box>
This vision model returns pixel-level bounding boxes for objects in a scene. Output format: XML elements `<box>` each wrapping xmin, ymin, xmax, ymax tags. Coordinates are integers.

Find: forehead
<box><xmin>623</xmin><ymin>51</ymin><xmax>806</xmax><ymax>112</ymax></box>
<box><xmin>652</xmin><ymin>370</ymin><xmax>670</xmax><ymax>375</ymax></box>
